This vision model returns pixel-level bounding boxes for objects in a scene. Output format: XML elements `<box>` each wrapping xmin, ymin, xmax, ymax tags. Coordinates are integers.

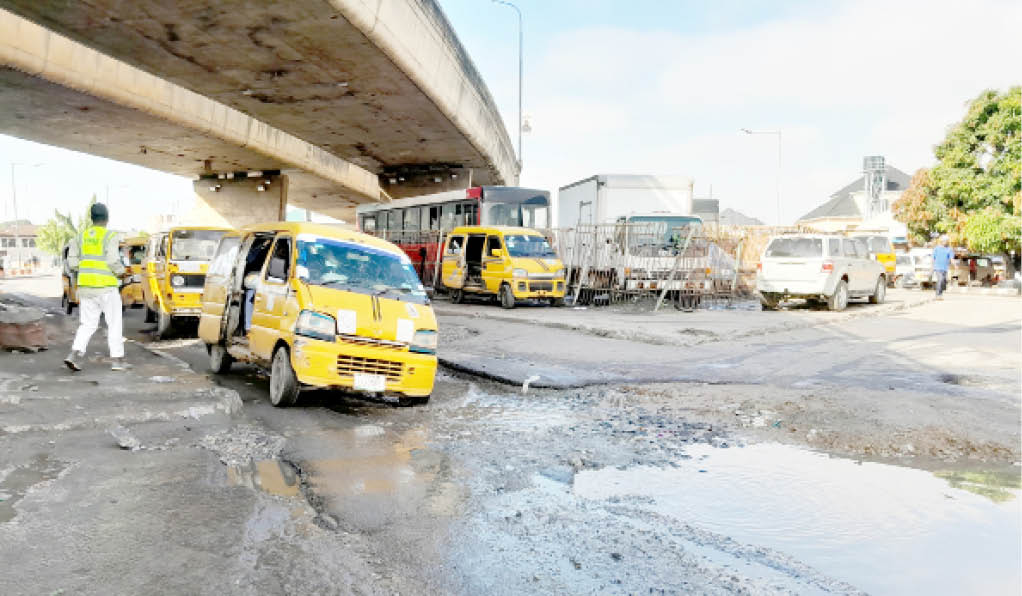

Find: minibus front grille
<box><xmin>336</xmin><ymin>355</ymin><xmax>404</xmax><ymax>382</ymax></box>
<box><xmin>337</xmin><ymin>334</ymin><xmax>406</xmax><ymax>351</ymax></box>
<box><xmin>529</xmin><ymin>281</ymin><xmax>553</xmax><ymax>292</ymax></box>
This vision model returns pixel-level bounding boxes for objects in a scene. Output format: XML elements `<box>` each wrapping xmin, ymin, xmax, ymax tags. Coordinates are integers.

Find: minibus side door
<box><xmin>482</xmin><ymin>234</ymin><xmax>507</xmax><ymax>294</ymax></box>
<box><xmin>441</xmin><ymin>234</ymin><xmax>465</xmax><ymax>289</ymax></box>
<box><xmin>250</xmin><ymin>234</ymin><xmax>292</xmax><ymax>360</ymax></box>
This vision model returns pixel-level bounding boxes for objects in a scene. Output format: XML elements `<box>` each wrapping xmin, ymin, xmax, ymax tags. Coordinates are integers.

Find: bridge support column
<box><xmin>190</xmin><ymin>174</ymin><xmax>289</xmax><ymax>228</ymax></box>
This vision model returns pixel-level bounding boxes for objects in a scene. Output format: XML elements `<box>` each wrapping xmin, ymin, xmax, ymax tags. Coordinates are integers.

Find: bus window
<box><xmin>428</xmin><ymin>206</ymin><xmax>441</xmax><ymax>231</ymax></box>
<box><xmin>361</xmin><ymin>215</ymin><xmax>377</xmax><ymax>234</ymax></box>
<box><xmin>441</xmin><ymin>203</ymin><xmax>458</xmax><ymax>230</ymax></box>
<box><xmin>403</xmin><ymin>207</ymin><xmax>420</xmax><ymax>231</ymax></box>
<box><xmin>463</xmin><ymin>202</ymin><xmax>479</xmax><ymax>226</ymax></box>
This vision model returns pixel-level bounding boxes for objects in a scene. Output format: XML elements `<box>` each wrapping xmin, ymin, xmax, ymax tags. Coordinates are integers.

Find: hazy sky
<box><xmin>1</xmin><ymin>0</ymin><xmax>1019</xmax><ymax>229</ymax></box>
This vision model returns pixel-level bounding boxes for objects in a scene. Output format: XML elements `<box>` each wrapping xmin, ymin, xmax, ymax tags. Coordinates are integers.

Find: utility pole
<box><xmin>9</xmin><ymin>162</ymin><xmax>42</xmax><ymax>270</ymax></box>
<box><xmin>741</xmin><ymin>129</ymin><xmax>782</xmax><ymax>226</ymax></box>
<box><xmin>493</xmin><ymin>0</ymin><xmax>523</xmax><ymax>171</ymax></box>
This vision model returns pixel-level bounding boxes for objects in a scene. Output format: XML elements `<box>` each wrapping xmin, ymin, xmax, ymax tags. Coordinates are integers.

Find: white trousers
<box><xmin>72</xmin><ymin>288</ymin><xmax>124</xmax><ymax>358</ymax></box>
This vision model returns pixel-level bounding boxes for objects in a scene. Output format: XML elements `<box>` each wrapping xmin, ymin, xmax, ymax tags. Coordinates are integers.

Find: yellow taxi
<box><xmin>851</xmin><ymin>234</ymin><xmax>896</xmax><ymax>282</ymax></box>
<box><xmin>119</xmin><ymin>236</ymin><xmax>148</xmax><ymax>309</ymax></box>
<box><xmin>142</xmin><ymin>226</ymin><xmax>231</xmax><ymax>336</ymax></box>
<box><xmin>197</xmin><ymin>222</ymin><xmax>438</xmax><ymax>407</ymax></box>
<box><xmin>441</xmin><ymin>226</ymin><xmax>566</xmax><ymax>308</ymax></box>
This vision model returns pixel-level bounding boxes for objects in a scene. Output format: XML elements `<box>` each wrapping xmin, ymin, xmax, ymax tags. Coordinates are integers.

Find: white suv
<box><xmin>756</xmin><ymin>234</ymin><xmax>888</xmax><ymax>311</ymax></box>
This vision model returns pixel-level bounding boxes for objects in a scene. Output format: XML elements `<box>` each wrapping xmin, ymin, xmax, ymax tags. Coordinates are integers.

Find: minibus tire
<box><xmin>451</xmin><ymin>288</ymin><xmax>464</xmax><ymax>304</ymax></box>
<box><xmin>398</xmin><ymin>394</ymin><xmax>431</xmax><ymax>407</ymax></box>
<box><xmin>156</xmin><ymin>309</ymin><xmax>172</xmax><ymax>338</ymax></box>
<box><xmin>500</xmin><ymin>284</ymin><xmax>515</xmax><ymax>309</ymax></box>
<box><xmin>551</xmin><ymin>297</ymin><xmax>564</xmax><ymax>307</ymax></box>
<box><xmin>209</xmin><ymin>344</ymin><xmax>233</xmax><ymax>374</ymax></box>
<box><xmin>144</xmin><ymin>306</ymin><xmax>156</xmax><ymax>323</ymax></box>
<box><xmin>269</xmin><ymin>346</ymin><xmax>299</xmax><ymax>407</ymax></box>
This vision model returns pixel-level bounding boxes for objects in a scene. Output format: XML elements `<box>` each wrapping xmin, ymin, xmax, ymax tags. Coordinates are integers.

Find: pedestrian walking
<box><xmin>932</xmin><ymin>236</ymin><xmax>954</xmax><ymax>300</ymax></box>
<box><xmin>64</xmin><ymin>203</ymin><xmax>128</xmax><ymax>371</ymax></box>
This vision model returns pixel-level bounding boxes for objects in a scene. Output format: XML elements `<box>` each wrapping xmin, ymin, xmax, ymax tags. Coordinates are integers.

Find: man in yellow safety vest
<box><xmin>64</xmin><ymin>203</ymin><xmax>128</xmax><ymax>371</ymax></box>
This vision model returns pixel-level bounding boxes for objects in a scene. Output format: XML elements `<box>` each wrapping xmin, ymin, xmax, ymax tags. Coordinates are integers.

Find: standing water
<box><xmin>574</xmin><ymin>443</ymin><xmax>1021</xmax><ymax>595</ymax></box>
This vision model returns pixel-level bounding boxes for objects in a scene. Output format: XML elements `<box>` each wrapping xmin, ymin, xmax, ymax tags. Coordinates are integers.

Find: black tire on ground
<box><xmin>451</xmin><ymin>288</ymin><xmax>464</xmax><ymax>304</ymax></box>
<box><xmin>550</xmin><ymin>297</ymin><xmax>565</xmax><ymax>307</ymax></box>
<box><xmin>500</xmin><ymin>284</ymin><xmax>516</xmax><ymax>309</ymax></box>
<box><xmin>208</xmin><ymin>343</ymin><xmax>233</xmax><ymax>374</ymax></box>
<box><xmin>398</xmin><ymin>394</ymin><xmax>431</xmax><ymax>407</ymax></box>
<box><xmin>760</xmin><ymin>293</ymin><xmax>781</xmax><ymax>310</ymax></box>
<box><xmin>869</xmin><ymin>277</ymin><xmax>886</xmax><ymax>304</ymax></box>
<box><xmin>828</xmin><ymin>280</ymin><xmax>849</xmax><ymax>311</ymax></box>
<box><xmin>269</xmin><ymin>346</ymin><xmax>299</xmax><ymax>407</ymax></box>
<box><xmin>156</xmin><ymin>308</ymin><xmax>172</xmax><ymax>338</ymax></box>
<box><xmin>144</xmin><ymin>306</ymin><xmax>157</xmax><ymax>323</ymax></box>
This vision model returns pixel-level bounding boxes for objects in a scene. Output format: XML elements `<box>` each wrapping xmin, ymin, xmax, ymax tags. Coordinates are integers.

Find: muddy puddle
<box><xmin>575</xmin><ymin>443</ymin><xmax>1021</xmax><ymax>595</ymax></box>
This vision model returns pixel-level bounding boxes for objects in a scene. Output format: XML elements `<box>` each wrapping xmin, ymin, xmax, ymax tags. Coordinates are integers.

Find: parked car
<box><xmin>119</xmin><ymin>236</ymin><xmax>148</xmax><ymax>309</ymax></box>
<box><xmin>757</xmin><ymin>234</ymin><xmax>887</xmax><ymax>311</ymax></box>
<box><xmin>907</xmin><ymin>248</ymin><xmax>935</xmax><ymax>289</ymax></box>
<box><xmin>851</xmin><ymin>234</ymin><xmax>896</xmax><ymax>283</ymax></box>
<box><xmin>893</xmin><ymin>254</ymin><xmax>917</xmax><ymax>288</ymax></box>
<box><xmin>441</xmin><ymin>225</ymin><xmax>566</xmax><ymax>308</ymax></box>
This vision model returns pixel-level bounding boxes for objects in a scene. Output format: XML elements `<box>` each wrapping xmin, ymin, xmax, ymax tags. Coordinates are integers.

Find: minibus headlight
<box><xmin>513</xmin><ymin>268</ymin><xmax>528</xmax><ymax>278</ymax></box>
<box><xmin>171</xmin><ymin>275</ymin><xmax>185</xmax><ymax>287</ymax></box>
<box><xmin>295</xmin><ymin>310</ymin><xmax>336</xmax><ymax>341</ymax></box>
<box><xmin>131</xmin><ymin>274</ymin><xmax>142</xmax><ymax>283</ymax></box>
<box><xmin>554</xmin><ymin>268</ymin><xmax>565</xmax><ymax>278</ymax></box>
<box><xmin>410</xmin><ymin>329</ymin><xmax>438</xmax><ymax>354</ymax></box>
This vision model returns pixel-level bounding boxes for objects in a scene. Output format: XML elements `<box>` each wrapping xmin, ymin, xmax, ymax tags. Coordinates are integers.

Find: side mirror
<box><xmin>490</xmin><ymin>248</ymin><xmax>504</xmax><ymax>258</ymax></box>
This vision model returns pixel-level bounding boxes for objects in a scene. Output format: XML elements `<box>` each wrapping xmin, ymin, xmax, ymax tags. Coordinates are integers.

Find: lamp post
<box><xmin>9</xmin><ymin>162</ymin><xmax>42</xmax><ymax>270</ymax></box>
<box><xmin>741</xmin><ymin>128</ymin><xmax>782</xmax><ymax>226</ymax></box>
<box><xmin>492</xmin><ymin>0</ymin><xmax>523</xmax><ymax>170</ymax></box>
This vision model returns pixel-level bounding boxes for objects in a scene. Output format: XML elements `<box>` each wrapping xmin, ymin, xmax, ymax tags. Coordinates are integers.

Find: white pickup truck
<box><xmin>757</xmin><ymin>234</ymin><xmax>888</xmax><ymax>311</ymax></box>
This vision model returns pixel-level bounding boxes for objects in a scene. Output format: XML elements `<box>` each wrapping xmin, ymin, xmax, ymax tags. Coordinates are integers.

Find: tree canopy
<box><xmin>894</xmin><ymin>87</ymin><xmax>1021</xmax><ymax>253</ymax></box>
<box><xmin>36</xmin><ymin>195</ymin><xmax>96</xmax><ymax>255</ymax></box>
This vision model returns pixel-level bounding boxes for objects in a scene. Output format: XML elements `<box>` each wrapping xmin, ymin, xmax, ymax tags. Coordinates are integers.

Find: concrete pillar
<box><xmin>190</xmin><ymin>174</ymin><xmax>288</xmax><ymax>228</ymax></box>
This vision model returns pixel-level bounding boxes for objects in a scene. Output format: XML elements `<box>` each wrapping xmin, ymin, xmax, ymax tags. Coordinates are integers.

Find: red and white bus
<box><xmin>356</xmin><ymin>186</ymin><xmax>551</xmax><ymax>284</ymax></box>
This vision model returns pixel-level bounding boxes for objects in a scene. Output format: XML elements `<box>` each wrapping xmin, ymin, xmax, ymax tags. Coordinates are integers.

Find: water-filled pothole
<box><xmin>574</xmin><ymin>443</ymin><xmax>1020</xmax><ymax>595</ymax></box>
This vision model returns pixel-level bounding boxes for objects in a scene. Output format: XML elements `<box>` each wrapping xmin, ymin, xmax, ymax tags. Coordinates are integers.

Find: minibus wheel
<box><xmin>451</xmin><ymin>288</ymin><xmax>464</xmax><ymax>304</ymax></box>
<box><xmin>144</xmin><ymin>306</ymin><xmax>156</xmax><ymax>323</ymax></box>
<box><xmin>156</xmin><ymin>309</ymin><xmax>172</xmax><ymax>338</ymax></box>
<box><xmin>500</xmin><ymin>284</ymin><xmax>516</xmax><ymax>309</ymax></box>
<box><xmin>208</xmin><ymin>343</ymin><xmax>233</xmax><ymax>374</ymax></box>
<box><xmin>269</xmin><ymin>346</ymin><xmax>299</xmax><ymax>407</ymax></box>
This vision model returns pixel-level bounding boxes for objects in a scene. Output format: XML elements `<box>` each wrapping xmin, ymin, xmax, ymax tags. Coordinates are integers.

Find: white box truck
<box><xmin>555</xmin><ymin>175</ymin><xmax>731</xmax><ymax>307</ymax></box>
<box><xmin>557</xmin><ymin>174</ymin><xmax>695</xmax><ymax>227</ymax></box>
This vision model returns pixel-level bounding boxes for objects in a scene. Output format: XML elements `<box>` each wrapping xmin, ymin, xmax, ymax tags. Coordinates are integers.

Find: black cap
<box><xmin>90</xmin><ymin>202</ymin><xmax>109</xmax><ymax>222</ymax></box>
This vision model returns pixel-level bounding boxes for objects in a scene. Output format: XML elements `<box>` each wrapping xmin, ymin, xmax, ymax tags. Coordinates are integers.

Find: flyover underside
<box><xmin>0</xmin><ymin>67</ymin><xmax>358</xmax><ymax>221</ymax></box>
<box><xmin>1</xmin><ymin>0</ymin><xmax>517</xmax><ymax>193</ymax></box>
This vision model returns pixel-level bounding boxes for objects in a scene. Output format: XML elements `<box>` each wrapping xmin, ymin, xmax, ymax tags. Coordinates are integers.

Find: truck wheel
<box><xmin>451</xmin><ymin>288</ymin><xmax>464</xmax><ymax>304</ymax></box>
<box><xmin>208</xmin><ymin>343</ymin><xmax>233</xmax><ymax>374</ymax></box>
<box><xmin>144</xmin><ymin>306</ymin><xmax>156</xmax><ymax>323</ymax></box>
<box><xmin>760</xmin><ymin>293</ymin><xmax>781</xmax><ymax>310</ymax></box>
<box><xmin>156</xmin><ymin>309</ymin><xmax>172</xmax><ymax>338</ymax></box>
<box><xmin>500</xmin><ymin>284</ymin><xmax>516</xmax><ymax>309</ymax></box>
<box><xmin>828</xmin><ymin>280</ymin><xmax>849</xmax><ymax>311</ymax></box>
<box><xmin>269</xmin><ymin>346</ymin><xmax>299</xmax><ymax>407</ymax></box>
<box><xmin>869</xmin><ymin>277</ymin><xmax>886</xmax><ymax>304</ymax></box>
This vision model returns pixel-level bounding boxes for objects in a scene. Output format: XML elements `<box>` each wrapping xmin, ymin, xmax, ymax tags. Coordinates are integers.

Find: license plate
<box><xmin>353</xmin><ymin>373</ymin><xmax>386</xmax><ymax>393</ymax></box>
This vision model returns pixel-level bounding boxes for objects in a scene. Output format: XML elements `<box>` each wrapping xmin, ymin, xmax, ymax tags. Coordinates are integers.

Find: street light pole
<box><xmin>9</xmin><ymin>162</ymin><xmax>42</xmax><ymax>270</ymax></box>
<box><xmin>741</xmin><ymin>129</ymin><xmax>782</xmax><ymax>226</ymax></box>
<box><xmin>492</xmin><ymin>0</ymin><xmax>523</xmax><ymax>171</ymax></box>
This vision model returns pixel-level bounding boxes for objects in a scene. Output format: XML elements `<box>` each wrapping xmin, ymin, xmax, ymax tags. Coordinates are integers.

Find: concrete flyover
<box><xmin>0</xmin><ymin>1</ymin><xmax>517</xmax><ymax>224</ymax></box>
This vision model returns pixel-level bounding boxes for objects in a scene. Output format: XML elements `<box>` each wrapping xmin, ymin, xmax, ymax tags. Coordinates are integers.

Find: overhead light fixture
<box><xmin>242</xmin><ymin>89</ymin><xmax>253</xmax><ymax>95</ymax></box>
<box><xmin>337</xmin><ymin>81</ymin><xmax>349</xmax><ymax>87</ymax></box>
<box><xmin>398</xmin><ymin>177</ymin><xmax>405</xmax><ymax>182</ymax></box>
<box><xmin>263</xmin><ymin>179</ymin><xmax>271</xmax><ymax>185</ymax></box>
<box><xmin>389</xmin><ymin>178</ymin><xmax>397</xmax><ymax>184</ymax></box>
<box><xmin>434</xmin><ymin>177</ymin><xmax>442</xmax><ymax>183</ymax></box>
<box><xmin>256</xmin><ymin>185</ymin><xmax>266</xmax><ymax>192</ymax></box>
<box><xmin>451</xmin><ymin>173</ymin><xmax>458</xmax><ymax>179</ymax></box>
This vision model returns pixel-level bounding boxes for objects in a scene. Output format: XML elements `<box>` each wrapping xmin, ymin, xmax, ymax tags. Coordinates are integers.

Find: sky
<box><xmin>1</xmin><ymin>0</ymin><xmax>1019</xmax><ymax>229</ymax></box>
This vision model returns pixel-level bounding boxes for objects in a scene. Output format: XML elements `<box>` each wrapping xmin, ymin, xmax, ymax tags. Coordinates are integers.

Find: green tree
<box><xmin>35</xmin><ymin>195</ymin><xmax>97</xmax><ymax>255</ymax></box>
<box><xmin>894</xmin><ymin>87</ymin><xmax>1021</xmax><ymax>254</ymax></box>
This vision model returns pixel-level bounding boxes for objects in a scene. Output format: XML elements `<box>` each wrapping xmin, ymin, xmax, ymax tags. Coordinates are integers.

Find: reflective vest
<box><xmin>78</xmin><ymin>226</ymin><xmax>119</xmax><ymax>288</ymax></box>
